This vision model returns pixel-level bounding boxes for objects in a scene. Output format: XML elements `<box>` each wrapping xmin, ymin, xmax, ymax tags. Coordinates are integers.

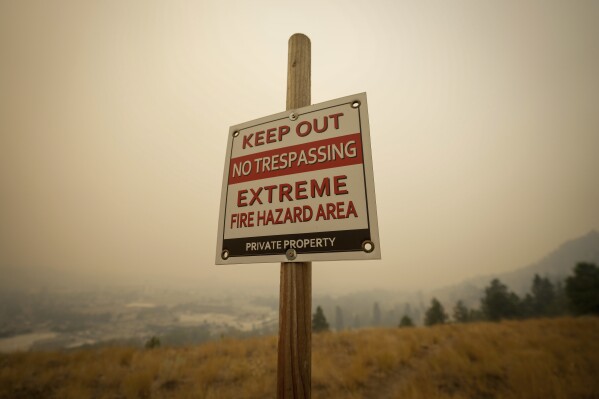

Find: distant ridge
<box><xmin>433</xmin><ymin>230</ymin><xmax>599</xmax><ymax>307</ymax></box>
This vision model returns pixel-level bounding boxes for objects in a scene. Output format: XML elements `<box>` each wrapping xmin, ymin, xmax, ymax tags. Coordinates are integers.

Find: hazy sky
<box><xmin>1</xmin><ymin>0</ymin><xmax>598</xmax><ymax>294</ymax></box>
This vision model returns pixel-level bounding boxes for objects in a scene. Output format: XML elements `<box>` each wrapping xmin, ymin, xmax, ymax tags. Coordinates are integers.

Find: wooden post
<box><xmin>277</xmin><ymin>33</ymin><xmax>311</xmax><ymax>399</ymax></box>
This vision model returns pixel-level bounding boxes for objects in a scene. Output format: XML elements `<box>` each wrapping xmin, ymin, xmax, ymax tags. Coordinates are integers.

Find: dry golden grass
<box><xmin>0</xmin><ymin>317</ymin><xmax>597</xmax><ymax>399</ymax></box>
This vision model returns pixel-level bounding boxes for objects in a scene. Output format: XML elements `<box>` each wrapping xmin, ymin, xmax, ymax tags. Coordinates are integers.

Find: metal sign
<box><xmin>216</xmin><ymin>93</ymin><xmax>380</xmax><ymax>264</ymax></box>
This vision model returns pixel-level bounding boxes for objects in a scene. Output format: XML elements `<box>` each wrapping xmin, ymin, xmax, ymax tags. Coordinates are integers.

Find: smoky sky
<box><xmin>1</xmin><ymin>0</ymin><xmax>598</xmax><ymax>294</ymax></box>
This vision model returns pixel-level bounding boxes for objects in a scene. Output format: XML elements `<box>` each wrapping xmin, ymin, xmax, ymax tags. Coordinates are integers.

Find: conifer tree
<box><xmin>425</xmin><ymin>298</ymin><xmax>448</xmax><ymax>326</ymax></box>
<box><xmin>566</xmin><ymin>262</ymin><xmax>599</xmax><ymax>315</ymax></box>
<box><xmin>312</xmin><ymin>306</ymin><xmax>330</xmax><ymax>332</ymax></box>
<box><xmin>481</xmin><ymin>279</ymin><xmax>521</xmax><ymax>321</ymax></box>
<box><xmin>531</xmin><ymin>274</ymin><xmax>556</xmax><ymax>316</ymax></box>
<box><xmin>399</xmin><ymin>315</ymin><xmax>414</xmax><ymax>327</ymax></box>
<box><xmin>453</xmin><ymin>300</ymin><xmax>470</xmax><ymax>323</ymax></box>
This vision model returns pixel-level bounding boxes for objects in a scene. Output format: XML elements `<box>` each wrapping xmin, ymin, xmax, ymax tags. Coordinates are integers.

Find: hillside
<box><xmin>433</xmin><ymin>230</ymin><xmax>599</xmax><ymax>307</ymax></box>
<box><xmin>1</xmin><ymin>317</ymin><xmax>598</xmax><ymax>399</ymax></box>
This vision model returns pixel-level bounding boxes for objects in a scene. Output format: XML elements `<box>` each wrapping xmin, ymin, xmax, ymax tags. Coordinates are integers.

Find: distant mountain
<box><xmin>432</xmin><ymin>230</ymin><xmax>599</xmax><ymax>307</ymax></box>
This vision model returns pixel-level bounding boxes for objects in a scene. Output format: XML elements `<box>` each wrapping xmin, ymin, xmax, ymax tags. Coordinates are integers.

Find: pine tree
<box><xmin>403</xmin><ymin>303</ymin><xmax>413</xmax><ymax>320</ymax></box>
<box><xmin>453</xmin><ymin>300</ymin><xmax>470</xmax><ymax>323</ymax></box>
<box><xmin>481</xmin><ymin>278</ymin><xmax>521</xmax><ymax>321</ymax></box>
<box><xmin>551</xmin><ymin>281</ymin><xmax>569</xmax><ymax>316</ymax></box>
<box><xmin>531</xmin><ymin>274</ymin><xmax>556</xmax><ymax>316</ymax></box>
<box><xmin>424</xmin><ymin>298</ymin><xmax>448</xmax><ymax>326</ymax></box>
<box><xmin>398</xmin><ymin>315</ymin><xmax>414</xmax><ymax>327</ymax></box>
<box><xmin>312</xmin><ymin>305</ymin><xmax>330</xmax><ymax>332</ymax></box>
<box><xmin>566</xmin><ymin>262</ymin><xmax>599</xmax><ymax>315</ymax></box>
<box><xmin>145</xmin><ymin>336</ymin><xmax>161</xmax><ymax>349</ymax></box>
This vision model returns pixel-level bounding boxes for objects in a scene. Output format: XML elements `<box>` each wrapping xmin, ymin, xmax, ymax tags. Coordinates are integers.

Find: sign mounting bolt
<box><xmin>362</xmin><ymin>240</ymin><xmax>375</xmax><ymax>253</ymax></box>
<box><xmin>285</xmin><ymin>248</ymin><xmax>297</xmax><ymax>261</ymax></box>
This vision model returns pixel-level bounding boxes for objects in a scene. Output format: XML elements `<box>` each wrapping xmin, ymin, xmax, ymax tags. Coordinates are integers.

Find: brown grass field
<box><xmin>1</xmin><ymin>317</ymin><xmax>598</xmax><ymax>399</ymax></box>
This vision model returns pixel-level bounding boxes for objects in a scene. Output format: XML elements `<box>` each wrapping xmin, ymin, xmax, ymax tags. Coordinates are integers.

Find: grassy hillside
<box><xmin>1</xmin><ymin>317</ymin><xmax>598</xmax><ymax>399</ymax></box>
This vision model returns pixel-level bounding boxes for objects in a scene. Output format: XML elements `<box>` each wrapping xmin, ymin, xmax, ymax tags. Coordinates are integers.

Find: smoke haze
<box><xmin>1</xmin><ymin>0</ymin><xmax>598</xmax><ymax>295</ymax></box>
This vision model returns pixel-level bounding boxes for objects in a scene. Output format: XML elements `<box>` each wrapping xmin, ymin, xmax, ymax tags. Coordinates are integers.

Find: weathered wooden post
<box><xmin>277</xmin><ymin>33</ymin><xmax>312</xmax><ymax>399</ymax></box>
<box><xmin>216</xmin><ymin>30</ymin><xmax>380</xmax><ymax>399</ymax></box>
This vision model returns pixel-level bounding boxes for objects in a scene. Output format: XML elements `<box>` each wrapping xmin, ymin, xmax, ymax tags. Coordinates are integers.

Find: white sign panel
<box><xmin>216</xmin><ymin>93</ymin><xmax>380</xmax><ymax>264</ymax></box>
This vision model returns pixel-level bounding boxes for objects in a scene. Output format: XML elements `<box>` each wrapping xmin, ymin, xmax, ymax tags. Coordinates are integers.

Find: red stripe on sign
<box><xmin>229</xmin><ymin>133</ymin><xmax>363</xmax><ymax>185</ymax></box>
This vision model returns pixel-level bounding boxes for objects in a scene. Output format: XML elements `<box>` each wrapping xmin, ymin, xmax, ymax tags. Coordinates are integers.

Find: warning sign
<box><xmin>215</xmin><ymin>93</ymin><xmax>380</xmax><ymax>264</ymax></box>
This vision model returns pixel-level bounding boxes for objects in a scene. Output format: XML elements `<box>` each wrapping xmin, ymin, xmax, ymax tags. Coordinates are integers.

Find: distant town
<box><xmin>0</xmin><ymin>286</ymin><xmax>279</xmax><ymax>352</ymax></box>
<box><xmin>2</xmin><ymin>230</ymin><xmax>597</xmax><ymax>352</ymax></box>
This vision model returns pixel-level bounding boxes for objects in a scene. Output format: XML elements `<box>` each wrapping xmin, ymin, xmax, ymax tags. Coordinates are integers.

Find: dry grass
<box><xmin>0</xmin><ymin>317</ymin><xmax>598</xmax><ymax>399</ymax></box>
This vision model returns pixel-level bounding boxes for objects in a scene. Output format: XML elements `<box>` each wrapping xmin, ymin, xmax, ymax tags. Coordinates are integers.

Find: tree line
<box><xmin>422</xmin><ymin>262</ymin><xmax>599</xmax><ymax>326</ymax></box>
<box><xmin>312</xmin><ymin>262</ymin><xmax>599</xmax><ymax>332</ymax></box>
